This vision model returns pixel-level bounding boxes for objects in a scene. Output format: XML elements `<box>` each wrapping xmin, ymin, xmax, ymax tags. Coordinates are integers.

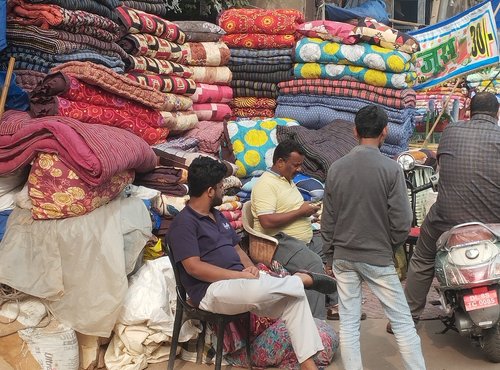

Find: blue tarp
<box><xmin>0</xmin><ymin>0</ymin><xmax>6</xmax><ymax>51</ymax></box>
<box><xmin>0</xmin><ymin>72</ymin><xmax>30</xmax><ymax>111</ymax></box>
<box><xmin>325</xmin><ymin>0</ymin><xmax>389</xmax><ymax>24</ymax></box>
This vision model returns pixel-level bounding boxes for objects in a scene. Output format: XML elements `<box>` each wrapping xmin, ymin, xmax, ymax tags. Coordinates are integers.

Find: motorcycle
<box><xmin>435</xmin><ymin>222</ymin><xmax>500</xmax><ymax>362</ymax></box>
<box><xmin>397</xmin><ymin>150</ymin><xmax>500</xmax><ymax>363</ymax></box>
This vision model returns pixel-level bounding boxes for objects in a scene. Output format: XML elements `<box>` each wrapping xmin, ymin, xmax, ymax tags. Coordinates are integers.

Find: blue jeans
<box><xmin>333</xmin><ymin>259</ymin><xmax>426</xmax><ymax>370</ymax></box>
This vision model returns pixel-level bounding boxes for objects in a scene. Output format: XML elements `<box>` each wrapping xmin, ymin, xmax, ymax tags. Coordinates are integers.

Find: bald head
<box><xmin>470</xmin><ymin>92</ymin><xmax>499</xmax><ymax>118</ymax></box>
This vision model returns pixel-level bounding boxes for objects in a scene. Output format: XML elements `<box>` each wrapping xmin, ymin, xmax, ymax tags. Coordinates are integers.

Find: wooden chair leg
<box><xmin>168</xmin><ymin>301</ymin><xmax>183</xmax><ymax>370</ymax></box>
<box><xmin>215</xmin><ymin>318</ymin><xmax>226</xmax><ymax>370</ymax></box>
<box><xmin>245</xmin><ymin>312</ymin><xmax>252</xmax><ymax>370</ymax></box>
<box><xmin>196</xmin><ymin>321</ymin><xmax>206</xmax><ymax>364</ymax></box>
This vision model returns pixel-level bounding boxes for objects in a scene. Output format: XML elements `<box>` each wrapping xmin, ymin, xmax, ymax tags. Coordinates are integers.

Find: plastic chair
<box><xmin>165</xmin><ymin>242</ymin><xmax>252</xmax><ymax>370</ymax></box>
<box><xmin>241</xmin><ymin>202</ymin><xmax>279</xmax><ymax>267</ymax></box>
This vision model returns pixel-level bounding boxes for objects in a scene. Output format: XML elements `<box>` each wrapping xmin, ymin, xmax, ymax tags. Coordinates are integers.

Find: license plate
<box><xmin>464</xmin><ymin>290</ymin><xmax>498</xmax><ymax>311</ymax></box>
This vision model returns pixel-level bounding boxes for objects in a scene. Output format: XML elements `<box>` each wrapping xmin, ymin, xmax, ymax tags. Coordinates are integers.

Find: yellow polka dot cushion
<box><xmin>226</xmin><ymin>118</ymin><xmax>299</xmax><ymax>178</ymax></box>
<box><xmin>294</xmin><ymin>63</ymin><xmax>416</xmax><ymax>89</ymax></box>
<box><xmin>28</xmin><ymin>153</ymin><xmax>134</xmax><ymax>219</ymax></box>
<box><xmin>295</xmin><ymin>38</ymin><xmax>414</xmax><ymax>73</ymax></box>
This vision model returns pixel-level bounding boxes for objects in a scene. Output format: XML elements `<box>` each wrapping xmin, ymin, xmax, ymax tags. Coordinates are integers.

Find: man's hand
<box><xmin>241</xmin><ymin>266</ymin><xmax>260</xmax><ymax>279</ymax></box>
<box><xmin>298</xmin><ymin>201</ymin><xmax>321</xmax><ymax>217</ymax></box>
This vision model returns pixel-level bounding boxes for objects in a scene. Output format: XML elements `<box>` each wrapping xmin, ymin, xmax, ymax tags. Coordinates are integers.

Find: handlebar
<box><xmin>413</xmin><ymin>182</ymin><xmax>434</xmax><ymax>193</ymax></box>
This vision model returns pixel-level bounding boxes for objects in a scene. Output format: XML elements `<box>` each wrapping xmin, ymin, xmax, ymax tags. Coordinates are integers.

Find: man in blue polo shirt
<box><xmin>167</xmin><ymin>156</ymin><xmax>337</xmax><ymax>370</ymax></box>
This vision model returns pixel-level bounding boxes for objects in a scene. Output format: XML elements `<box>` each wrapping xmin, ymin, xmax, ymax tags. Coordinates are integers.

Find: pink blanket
<box><xmin>191</xmin><ymin>83</ymin><xmax>233</xmax><ymax>103</ymax></box>
<box><xmin>0</xmin><ymin>111</ymin><xmax>157</xmax><ymax>186</ymax></box>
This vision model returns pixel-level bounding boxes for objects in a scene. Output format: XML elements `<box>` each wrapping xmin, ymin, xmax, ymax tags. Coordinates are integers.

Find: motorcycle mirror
<box><xmin>397</xmin><ymin>153</ymin><xmax>416</xmax><ymax>171</ymax></box>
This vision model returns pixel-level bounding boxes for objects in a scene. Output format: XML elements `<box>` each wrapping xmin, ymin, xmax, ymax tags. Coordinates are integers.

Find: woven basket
<box><xmin>248</xmin><ymin>235</ymin><xmax>277</xmax><ymax>267</ymax></box>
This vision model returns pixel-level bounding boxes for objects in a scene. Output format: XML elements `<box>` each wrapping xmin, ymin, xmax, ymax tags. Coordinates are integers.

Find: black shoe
<box><xmin>298</xmin><ymin>270</ymin><xmax>337</xmax><ymax>295</ymax></box>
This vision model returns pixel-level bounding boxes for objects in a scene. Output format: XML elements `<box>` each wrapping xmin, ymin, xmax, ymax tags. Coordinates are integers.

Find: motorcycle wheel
<box><xmin>482</xmin><ymin>324</ymin><xmax>500</xmax><ymax>363</ymax></box>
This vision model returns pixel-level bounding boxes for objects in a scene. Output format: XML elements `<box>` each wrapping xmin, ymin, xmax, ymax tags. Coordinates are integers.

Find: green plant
<box><xmin>171</xmin><ymin>0</ymin><xmax>250</xmax><ymax>15</ymax></box>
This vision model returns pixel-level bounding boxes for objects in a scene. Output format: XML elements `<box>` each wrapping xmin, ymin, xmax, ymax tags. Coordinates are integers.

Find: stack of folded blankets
<box><xmin>277</xmin><ymin>17</ymin><xmax>420</xmax><ymax>156</ymax></box>
<box><xmin>29</xmin><ymin>61</ymin><xmax>188</xmax><ymax>145</ymax></box>
<box><xmin>219</xmin><ymin>8</ymin><xmax>303</xmax><ymax>119</ymax></box>
<box><xmin>3</xmin><ymin>0</ymin><xmax>125</xmax><ymax>89</ymax></box>
<box><xmin>174</xmin><ymin>20</ymin><xmax>234</xmax><ymax>155</ymax></box>
<box><xmin>0</xmin><ymin>110</ymin><xmax>157</xmax><ymax>220</ymax></box>
<box><xmin>116</xmin><ymin>5</ymin><xmax>198</xmax><ymax>135</ymax></box>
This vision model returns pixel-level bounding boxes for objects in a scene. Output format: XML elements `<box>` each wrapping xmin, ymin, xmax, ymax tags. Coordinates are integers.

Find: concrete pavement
<box><xmin>149</xmin><ymin>318</ymin><xmax>499</xmax><ymax>370</ymax></box>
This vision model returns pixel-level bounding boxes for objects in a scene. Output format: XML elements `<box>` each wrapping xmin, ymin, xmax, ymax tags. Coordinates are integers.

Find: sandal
<box><xmin>297</xmin><ymin>270</ymin><xmax>337</xmax><ymax>295</ymax></box>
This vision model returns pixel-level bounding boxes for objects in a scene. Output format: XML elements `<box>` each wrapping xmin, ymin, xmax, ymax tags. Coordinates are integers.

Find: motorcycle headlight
<box><xmin>397</xmin><ymin>153</ymin><xmax>415</xmax><ymax>171</ymax></box>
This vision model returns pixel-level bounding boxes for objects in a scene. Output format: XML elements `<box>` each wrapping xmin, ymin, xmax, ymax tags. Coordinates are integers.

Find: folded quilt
<box><xmin>190</xmin><ymin>66</ymin><xmax>232</xmax><ymax>84</ymax></box>
<box><xmin>233</xmin><ymin>69</ymin><xmax>293</xmax><ymax>84</ymax></box>
<box><xmin>275</xmin><ymin>103</ymin><xmax>415</xmax><ymax>146</ymax></box>
<box><xmin>126</xmin><ymin>72</ymin><xmax>197</xmax><ymax>95</ymax></box>
<box><xmin>174</xmin><ymin>20</ymin><xmax>225</xmax><ymax>42</ymax></box>
<box><xmin>230</xmin><ymin>97</ymin><xmax>277</xmax><ymax>109</ymax></box>
<box><xmin>125</xmin><ymin>55</ymin><xmax>193</xmax><ymax>78</ymax></box>
<box><xmin>153</xmin><ymin>194</ymin><xmax>189</xmax><ymax>217</ymax></box>
<box><xmin>219</xmin><ymin>8</ymin><xmax>304</xmax><ymax>35</ymax></box>
<box><xmin>232</xmin><ymin>108</ymin><xmax>274</xmax><ymax>118</ymax></box>
<box><xmin>183</xmin><ymin>120</ymin><xmax>225</xmax><ymax>155</ymax></box>
<box><xmin>134</xmin><ymin>166</ymin><xmax>188</xmax><ymax>195</ymax></box>
<box><xmin>295</xmin><ymin>38</ymin><xmax>414</xmax><ymax>73</ymax></box>
<box><xmin>352</xmin><ymin>17</ymin><xmax>420</xmax><ymax>54</ymax></box>
<box><xmin>160</xmin><ymin>111</ymin><xmax>198</xmax><ymax>133</ymax></box>
<box><xmin>118</xmin><ymin>33</ymin><xmax>189</xmax><ymax>62</ymax></box>
<box><xmin>116</xmin><ymin>5</ymin><xmax>185</xmax><ymax>43</ymax></box>
<box><xmin>185</xmin><ymin>41</ymin><xmax>230</xmax><ymax>67</ymax></box>
<box><xmin>231</xmin><ymin>80</ymin><xmax>278</xmax><ymax>98</ymax></box>
<box><xmin>52</xmin><ymin>97</ymin><xmax>170</xmax><ymax>144</ymax></box>
<box><xmin>215</xmin><ymin>201</ymin><xmax>242</xmax><ymax>211</ymax></box>
<box><xmin>8</xmin><ymin>0</ymin><xmax>122</xmax><ymax>42</ymax></box>
<box><xmin>121</xmin><ymin>0</ymin><xmax>169</xmax><ymax>18</ymax></box>
<box><xmin>30</xmin><ymin>73</ymin><xmax>165</xmax><ymax>127</ymax></box>
<box><xmin>3</xmin><ymin>45</ymin><xmax>125</xmax><ymax>73</ymax></box>
<box><xmin>230</xmin><ymin>48</ymin><xmax>294</xmax><ymax>58</ymax></box>
<box><xmin>7</xmin><ymin>23</ymin><xmax>127</xmax><ymax>59</ymax></box>
<box><xmin>191</xmin><ymin>83</ymin><xmax>233</xmax><ymax>103</ymax></box>
<box><xmin>22</xmin><ymin>0</ymin><xmax>120</xmax><ymax>22</ymax></box>
<box><xmin>29</xmin><ymin>153</ymin><xmax>133</xmax><ymax>219</ymax></box>
<box><xmin>294</xmin><ymin>63</ymin><xmax>416</xmax><ymax>89</ymax></box>
<box><xmin>14</xmin><ymin>69</ymin><xmax>46</xmax><ymax>92</ymax></box>
<box><xmin>154</xmin><ymin>136</ymin><xmax>199</xmax><ymax>152</ymax></box>
<box><xmin>276</xmin><ymin>121</ymin><xmax>357</xmax><ymax>181</ymax></box>
<box><xmin>221</xmin><ymin>34</ymin><xmax>296</xmax><ymax>49</ymax></box>
<box><xmin>192</xmin><ymin>103</ymin><xmax>232</xmax><ymax>121</ymax></box>
<box><xmin>229</xmin><ymin>55</ymin><xmax>293</xmax><ymax>65</ymax></box>
<box><xmin>277</xmin><ymin>79</ymin><xmax>416</xmax><ymax>109</ymax></box>
<box><xmin>52</xmin><ymin>61</ymin><xmax>193</xmax><ymax>111</ymax></box>
<box><xmin>277</xmin><ymin>94</ymin><xmax>415</xmax><ymax>125</ymax></box>
<box><xmin>221</xmin><ymin>210</ymin><xmax>242</xmax><ymax>221</ymax></box>
<box><xmin>230</xmin><ymin>64</ymin><xmax>292</xmax><ymax>74</ymax></box>
<box><xmin>296</xmin><ymin>20</ymin><xmax>358</xmax><ymax>44</ymax></box>
<box><xmin>226</xmin><ymin>117</ymin><xmax>299</xmax><ymax>177</ymax></box>
<box><xmin>0</xmin><ymin>110</ymin><xmax>157</xmax><ymax>186</ymax></box>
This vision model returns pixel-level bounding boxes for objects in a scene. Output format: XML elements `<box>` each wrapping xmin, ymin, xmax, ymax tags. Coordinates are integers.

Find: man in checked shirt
<box><xmin>401</xmin><ymin>92</ymin><xmax>500</xmax><ymax>329</ymax></box>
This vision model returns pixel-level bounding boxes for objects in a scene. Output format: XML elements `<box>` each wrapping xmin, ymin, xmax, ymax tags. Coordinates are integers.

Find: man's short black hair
<box><xmin>188</xmin><ymin>157</ymin><xmax>227</xmax><ymax>197</ymax></box>
<box><xmin>272</xmin><ymin>140</ymin><xmax>305</xmax><ymax>164</ymax></box>
<box><xmin>354</xmin><ymin>105</ymin><xmax>388</xmax><ymax>138</ymax></box>
<box><xmin>470</xmin><ymin>92</ymin><xmax>499</xmax><ymax>117</ymax></box>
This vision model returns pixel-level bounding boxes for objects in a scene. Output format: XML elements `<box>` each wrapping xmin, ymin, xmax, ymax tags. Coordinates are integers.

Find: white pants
<box><xmin>199</xmin><ymin>272</ymin><xmax>324</xmax><ymax>363</ymax></box>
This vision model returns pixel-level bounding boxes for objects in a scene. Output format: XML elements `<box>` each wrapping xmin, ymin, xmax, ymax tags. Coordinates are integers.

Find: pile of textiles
<box><xmin>219</xmin><ymin>8</ymin><xmax>303</xmax><ymax>118</ymax></box>
<box><xmin>170</xmin><ymin>20</ymin><xmax>233</xmax><ymax>155</ymax></box>
<box><xmin>28</xmin><ymin>61</ymin><xmax>193</xmax><ymax>144</ymax></box>
<box><xmin>466</xmin><ymin>67</ymin><xmax>500</xmax><ymax>96</ymax></box>
<box><xmin>215</xmin><ymin>196</ymin><xmax>243</xmax><ymax>231</ymax></box>
<box><xmin>0</xmin><ymin>110</ymin><xmax>157</xmax><ymax>219</ymax></box>
<box><xmin>414</xmin><ymin>81</ymin><xmax>470</xmax><ymax>132</ymax></box>
<box><xmin>116</xmin><ymin>5</ymin><xmax>198</xmax><ymax>135</ymax></box>
<box><xmin>2</xmin><ymin>0</ymin><xmax>125</xmax><ymax>80</ymax></box>
<box><xmin>277</xmin><ymin>18</ymin><xmax>420</xmax><ymax>156</ymax></box>
<box><xmin>276</xmin><ymin>79</ymin><xmax>417</xmax><ymax>156</ymax></box>
<box><xmin>120</xmin><ymin>0</ymin><xmax>173</xmax><ymax>18</ymax></box>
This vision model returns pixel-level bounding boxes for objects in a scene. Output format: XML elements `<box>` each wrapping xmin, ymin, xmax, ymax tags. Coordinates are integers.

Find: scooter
<box><xmin>397</xmin><ymin>150</ymin><xmax>500</xmax><ymax>362</ymax></box>
<box><xmin>435</xmin><ymin>222</ymin><xmax>500</xmax><ymax>362</ymax></box>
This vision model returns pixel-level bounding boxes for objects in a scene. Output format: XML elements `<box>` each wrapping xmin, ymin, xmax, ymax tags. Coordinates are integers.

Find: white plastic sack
<box><xmin>18</xmin><ymin>320</ymin><xmax>79</xmax><ymax>370</ymax></box>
